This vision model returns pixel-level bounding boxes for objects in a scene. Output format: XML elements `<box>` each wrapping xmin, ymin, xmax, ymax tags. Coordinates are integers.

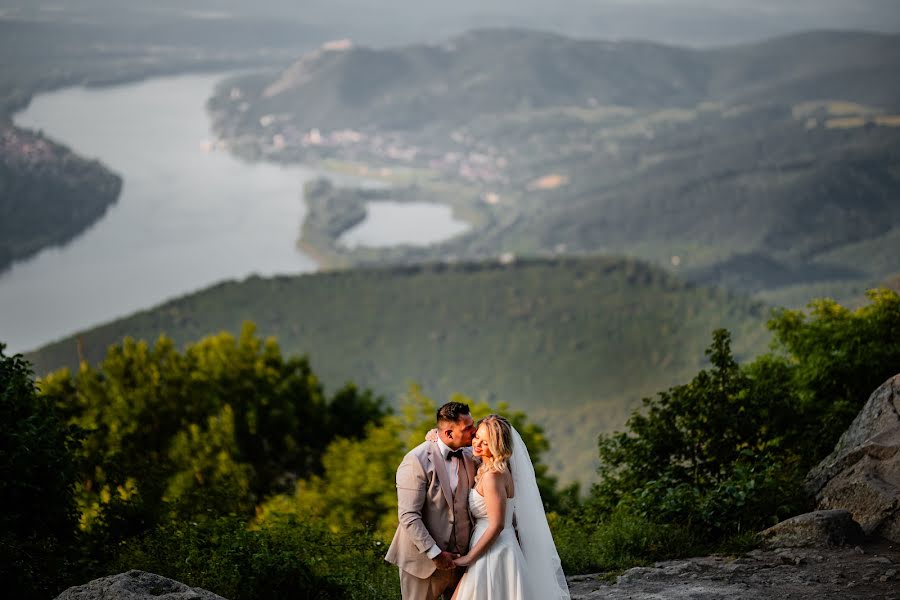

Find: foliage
<box><xmin>592</xmin><ymin>329</ymin><xmax>804</xmax><ymax>537</ymax></box>
<box><xmin>112</xmin><ymin>516</ymin><xmax>398</xmax><ymax>600</ymax></box>
<box><xmin>255</xmin><ymin>383</ymin><xmax>564</xmax><ymax>541</ymax></box>
<box><xmin>37</xmin><ymin>323</ymin><xmax>386</xmax><ymax>539</ymax></box>
<box><xmin>552</xmin><ymin>509</ymin><xmax>701</xmax><ymax>575</ymax></box>
<box><xmin>163</xmin><ymin>404</ymin><xmax>257</xmax><ymax>520</ymax></box>
<box><xmin>29</xmin><ymin>255</ymin><xmax>771</xmax><ymax>486</ymax></box>
<box><xmin>767</xmin><ymin>288</ymin><xmax>900</xmax><ymax>461</ymax></box>
<box><xmin>8</xmin><ymin>285</ymin><xmax>895</xmax><ymax>597</ymax></box>
<box><xmin>0</xmin><ymin>344</ymin><xmax>84</xmax><ymax>598</ymax></box>
<box><xmin>589</xmin><ymin>289</ymin><xmax>900</xmax><ymax>539</ymax></box>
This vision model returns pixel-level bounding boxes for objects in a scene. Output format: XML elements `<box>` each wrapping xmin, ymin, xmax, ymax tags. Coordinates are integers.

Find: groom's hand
<box><xmin>432</xmin><ymin>550</ymin><xmax>458</xmax><ymax>570</ymax></box>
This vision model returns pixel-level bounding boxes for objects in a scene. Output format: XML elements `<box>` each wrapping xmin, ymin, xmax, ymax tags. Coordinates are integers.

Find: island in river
<box><xmin>0</xmin><ymin>124</ymin><xmax>122</xmax><ymax>273</ymax></box>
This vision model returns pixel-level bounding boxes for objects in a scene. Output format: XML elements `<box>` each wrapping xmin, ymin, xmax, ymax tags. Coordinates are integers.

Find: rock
<box><xmin>54</xmin><ymin>570</ymin><xmax>227</xmax><ymax>600</ymax></box>
<box><xmin>760</xmin><ymin>510</ymin><xmax>864</xmax><ymax>548</ymax></box>
<box><xmin>806</xmin><ymin>374</ymin><xmax>900</xmax><ymax>543</ymax></box>
<box><xmin>566</xmin><ymin>539</ymin><xmax>900</xmax><ymax>599</ymax></box>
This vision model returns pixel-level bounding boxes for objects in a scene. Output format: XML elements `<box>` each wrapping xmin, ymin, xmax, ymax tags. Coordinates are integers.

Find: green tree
<box><xmin>589</xmin><ymin>289</ymin><xmax>900</xmax><ymax>538</ymax></box>
<box><xmin>256</xmin><ymin>384</ymin><xmax>561</xmax><ymax>541</ymax></box>
<box><xmin>767</xmin><ymin>288</ymin><xmax>900</xmax><ymax>461</ymax></box>
<box><xmin>0</xmin><ymin>344</ymin><xmax>81</xmax><ymax>599</ymax></box>
<box><xmin>592</xmin><ymin>330</ymin><xmax>802</xmax><ymax>535</ymax></box>
<box><xmin>164</xmin><ymin>404</ymin><xmax>256</xmax><ymax>520</ymax></box>
<box><xmin>37</xmin><ymin>323</ymin><xmax>386</xmax><ymax>536</ymax></box>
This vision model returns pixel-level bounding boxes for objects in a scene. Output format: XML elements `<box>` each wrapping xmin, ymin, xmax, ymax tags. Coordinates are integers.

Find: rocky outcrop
<box><xmin>806</xmin><ymin>374</ymin><xmax>900</xmax><ymax>543</ymax></box>
<box><xmin>54</xmin><ymin>570</ymin><xmax>227</xmax><ymax>600</ymax></box>
<box><xmin>759</xmin><ymin>509</ymin><xmax>864</xmax><ymax>548</ymax></box>
<box><xmin>568</xmin><ymin>540</ymin><xmax>900</xmax><ymax>599</ymax></box>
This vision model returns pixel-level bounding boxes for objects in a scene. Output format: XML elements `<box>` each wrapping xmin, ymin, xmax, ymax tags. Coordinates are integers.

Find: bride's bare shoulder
<box><xmin>481</xmin><ymin>470</ymin><xmax>512</xmax><ymax>497</ymax></box>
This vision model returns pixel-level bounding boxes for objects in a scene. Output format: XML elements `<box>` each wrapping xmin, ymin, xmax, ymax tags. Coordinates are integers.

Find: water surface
<box><xmin>1</xmin><ymin>74</ymin><xmax>472</xmax><ymax>354</ymax></box>
<box><xmin>2</xmin><ymin>74</ymin><xmax>317</xmax><ymax>352</ymax></box>
<box><xmin>340</xmin><ymin>201</ymin><xmax>470</xmax><ymax>248</ymax></box>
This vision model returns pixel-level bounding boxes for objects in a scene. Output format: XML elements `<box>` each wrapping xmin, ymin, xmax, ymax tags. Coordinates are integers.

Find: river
<box><xmin>0</xmin><ymin>73</ymin><xmax>468</xmax><ymax>353</ymax></box>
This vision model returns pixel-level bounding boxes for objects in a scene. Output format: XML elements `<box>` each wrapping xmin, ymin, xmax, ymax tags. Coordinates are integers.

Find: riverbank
<box><xmin>0</xmin><ymin>123</ymin><xmax>122</xmax><ymax>273</ymax></box>
<box><xmin>1</xmin><ymin>74</ymin><xmax>321</xmax><ymax>354</ymax></box>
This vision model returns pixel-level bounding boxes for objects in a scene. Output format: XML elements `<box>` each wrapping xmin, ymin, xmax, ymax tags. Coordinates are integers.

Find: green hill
<box><xmin>28</xmin><ymin>256</ymin><xmax>771</xmax><ymax>484</ymax></box>
<box><xmin>209</xmin><ymin>29</ymin><xmax>900</xmax><ymax>132</ymax></box>
<box><xmin>209</xmin><ymin>29</ymin><xmax>900</xmax><ymax>307</ymax></box>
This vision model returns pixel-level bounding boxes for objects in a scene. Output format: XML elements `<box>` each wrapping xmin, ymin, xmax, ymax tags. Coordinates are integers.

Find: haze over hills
<box><xmin>210</xmin><ymin>29</ymin><xmax>900</xmax><ymax>307</ymax></box>
<box><xmin>2</xmin><ymin>0</ymin><xmax>900</xmax><ymax>47</ymax></box>
<box><xmin>27</xmin><ymin>256</ymin><xmax>771</xmax><ymax>484</ymax></box>
<box><xmin>219</xmin><ymin>29</ymin><xmax>900</xmax><ymax>129</ymax></box>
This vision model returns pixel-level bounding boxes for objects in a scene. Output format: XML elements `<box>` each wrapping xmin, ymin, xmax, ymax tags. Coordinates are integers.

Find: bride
<box><xmin>450</xmin><ymin>415</ymin><xmax>570</xmax><ymax>600</ymax></box>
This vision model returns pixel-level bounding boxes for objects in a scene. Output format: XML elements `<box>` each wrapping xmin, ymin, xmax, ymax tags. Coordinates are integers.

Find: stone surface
<box><xmin>54</xmin><ymin>570</ymin><xmax>227</xmax><ymax>600</ymax></box>
<box><xmin>806</xmin><ymin>374</ymin><xmax>900</xmax><ymax>543</ymax></box>
<box><xmin>568</xmin><ymin>539</ymin><xmax>900</xmax><ymax>599</ymax></box>
<box><xmin>759</xmin><ymin>509</ymin><xmax>864</xmax><ymax>548</ymax></box>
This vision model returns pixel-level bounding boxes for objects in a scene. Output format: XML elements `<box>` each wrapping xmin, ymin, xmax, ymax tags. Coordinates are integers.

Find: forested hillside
<box><xmin>209</xmin><ymin>29</ymin><xmax>900</xmax><ymax>306</ymax></box>
<box><xmin>29</xmin><ymin>256</ymin><xmax>771</xmax><ymax>483</ymax></box>
<box><xmin>0</xmin><ymin>124</ymin><xmax>121</xmax><ymax>272</ymax></box>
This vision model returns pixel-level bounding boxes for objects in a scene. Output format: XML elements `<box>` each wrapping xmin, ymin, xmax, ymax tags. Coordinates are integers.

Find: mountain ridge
<box><xmin>208</xmin><ymin>28</ymin><xmax>900</xmax><ymax>307</ymax></box>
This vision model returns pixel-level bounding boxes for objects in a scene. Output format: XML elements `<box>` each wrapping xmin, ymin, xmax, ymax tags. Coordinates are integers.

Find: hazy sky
<box><xmin>0</xmin><ymin>0</ymin><xmax>898</xmax><ymax>46</ymax></box>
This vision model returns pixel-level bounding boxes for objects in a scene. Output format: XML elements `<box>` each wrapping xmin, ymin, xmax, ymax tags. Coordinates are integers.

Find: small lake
<box><xmin>339</xmin><ymin>201</ymin><xmax>470</xmax><ymax>248</ymax></box>
<box><xmin>0</xmin><ymin>73</ymin><xmax>467</xmax><ymax>353</ymax></box>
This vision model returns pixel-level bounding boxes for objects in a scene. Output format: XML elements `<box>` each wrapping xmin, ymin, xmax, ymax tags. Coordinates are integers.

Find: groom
<box><xmin>385</xmin><ymin>401</ymin><xmax>477</xmax><ymax>600</ymax></box>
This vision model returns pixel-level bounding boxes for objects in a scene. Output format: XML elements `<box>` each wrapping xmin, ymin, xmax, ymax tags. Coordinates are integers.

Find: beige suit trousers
<box><xmin>399</xmin><ymin>566</ymin><xmax>463</xmax><ymax>600</ymax></box>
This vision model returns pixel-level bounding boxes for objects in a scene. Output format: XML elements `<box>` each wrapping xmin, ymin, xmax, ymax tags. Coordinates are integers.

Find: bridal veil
<box><xmin>509</xmin><ymin>426</ymin><xmax>570</xmax><ymax>599</ymax></box>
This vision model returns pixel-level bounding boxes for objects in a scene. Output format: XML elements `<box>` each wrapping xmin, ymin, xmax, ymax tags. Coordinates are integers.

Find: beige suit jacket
<box><xmin>385</xmin><ymin>440</ymin><xmax>476</xmax><ymax>579</ymax></box>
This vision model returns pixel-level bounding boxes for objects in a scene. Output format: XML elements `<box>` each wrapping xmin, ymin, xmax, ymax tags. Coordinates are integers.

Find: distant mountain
<box><xmin>5</xmin><ymin>0</ymin><xmax>899</xmax><ymax>48</ymax></box>
<box><xmin>209</xmin><ymin>29</ymin><xmax>900</xmax><ymax>307</ymax></box>
<box><xmin>213</xmin><ymin>29</ymin><xmax>900</xmax><ymax>131</ymax></box>
<box><xmin>27</xmin><ymin>256</ymin><xmax>770</xmax><ymax>484</ymax></box>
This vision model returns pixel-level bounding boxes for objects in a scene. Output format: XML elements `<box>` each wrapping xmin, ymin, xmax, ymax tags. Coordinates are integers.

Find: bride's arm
<box><xmin>452</xmin><ymin>472</ymin><xmax>507</xmax><ymax>567</ymax></box>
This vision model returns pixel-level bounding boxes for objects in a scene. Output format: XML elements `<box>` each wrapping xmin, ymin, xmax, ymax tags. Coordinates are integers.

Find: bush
<box><xmin>588</xmin><ymin>289</ymin><xmax>900</xmax><ymax>542</ymax></box>
<box><xmin>592</xmin><ymin>329</ymin><xmax>804</xmax><ymax>537</ymax></box>
<box><xmin>113</xmin><ymin>516</ymin><xmax>399</xmax><ymax>600</ymax></box>
<box><xmin>0</xmin><ymin>344</ymin><xmax>82</xmax><ymax>599</ymax></box>
<box><xmin>553</xmin><ymin>509</ymin><xmax>701</xmax><ymax>575</ymax></box>
<box><xmin>768</xmin><ymin>289</ymin><xmax>900</xmax><ymax>462</ymax></box>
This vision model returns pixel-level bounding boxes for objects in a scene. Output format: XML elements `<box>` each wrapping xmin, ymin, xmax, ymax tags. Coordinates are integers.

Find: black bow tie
<box><xmin>447</xmin><ymin>449</ymin><xmax>463</xmax><ymax>460</ymax></box>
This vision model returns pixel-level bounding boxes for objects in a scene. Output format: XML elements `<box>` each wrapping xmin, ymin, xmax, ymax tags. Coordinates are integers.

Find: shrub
<box><xmin>0</xmin><ymin>344</ymin><xmax>82</xmax><ymax>599</ymax></box>
<box><xmin>113</xmin><ymin>516</ymin><xmax>399</xmax><ymax>600</ymax></box>
<box><xmin>553</xmin><ymin>509</ymin><xmax>700</xmax><ymax>575</ymax></box>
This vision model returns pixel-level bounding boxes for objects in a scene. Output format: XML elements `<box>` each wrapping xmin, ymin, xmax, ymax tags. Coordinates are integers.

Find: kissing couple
<box><xmin>385</xmin><ymin>401</ymin><xmax>570</xmax><ymax>599</ymax></box>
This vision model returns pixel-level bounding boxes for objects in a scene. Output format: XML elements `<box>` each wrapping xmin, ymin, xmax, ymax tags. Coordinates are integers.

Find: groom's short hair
<box><xmin>436</xmin><ymin>401</ymin><xmax>470</xmax><ymax>425</ymax></box>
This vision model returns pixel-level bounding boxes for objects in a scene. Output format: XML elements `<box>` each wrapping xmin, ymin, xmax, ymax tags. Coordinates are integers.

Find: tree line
<box><xmin>2</xmin><ymin>289</ymin><xmax>898</xmax><ymax>598</ymax></box>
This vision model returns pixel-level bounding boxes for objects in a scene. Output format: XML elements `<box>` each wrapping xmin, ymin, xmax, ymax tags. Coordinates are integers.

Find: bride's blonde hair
<box><xmin>474</xmin><ymin>414</ymin><xmax>514</xmax><ymax>484</ymax></box>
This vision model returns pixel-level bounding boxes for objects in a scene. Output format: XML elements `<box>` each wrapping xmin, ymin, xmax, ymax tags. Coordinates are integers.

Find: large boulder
<box><xmin>759</xmin><ymin>509</ymin><xmax>864</xmax><ymax>548</ymax></box>
<box><xmin>54</xmin><ymin>570</ymin><xmax>227</xmax><ymax>600</ymax></box>
<box><xmin>806</xmin><ymin>374</ymin><xmax>900</xmax><ymax>542</ymax></box>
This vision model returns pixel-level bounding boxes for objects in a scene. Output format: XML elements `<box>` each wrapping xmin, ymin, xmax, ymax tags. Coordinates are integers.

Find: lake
<box><xmin>340</xmin><ymin>201</ymin><xmax>470</xmax><ymax>248</ymax></box>
<box><xmin>0</xmin><ymin>73</ymin><xmax>468</xmax><ymax>353</ymax></box>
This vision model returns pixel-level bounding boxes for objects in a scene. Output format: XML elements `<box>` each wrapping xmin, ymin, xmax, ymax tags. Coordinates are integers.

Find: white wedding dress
<box><xmin>452</xmin><ymin>488</ymin><xmax>531</xmax><ymax>600</ymax></box>
<box><xmin>454</xmin><ymin>426</ymin><xmax>570</xmax><ymax>600</ymax></box>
